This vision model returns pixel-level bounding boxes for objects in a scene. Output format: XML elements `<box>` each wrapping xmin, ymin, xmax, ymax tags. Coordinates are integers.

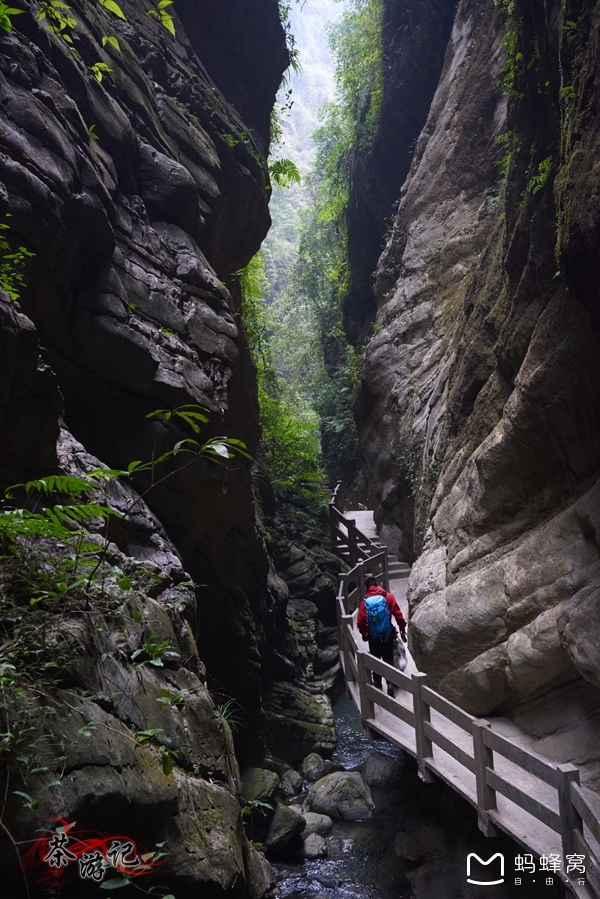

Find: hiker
<box><xmin>357</xmin><ymin>574</ymin><xmax>407</xmax><ymax>697</ymax></box>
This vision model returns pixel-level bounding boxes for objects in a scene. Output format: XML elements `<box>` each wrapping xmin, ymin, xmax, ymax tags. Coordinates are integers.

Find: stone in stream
<box><xmin>241</xmin><ymin>767</ymin><xmax>280</xmax><ymax>803</ymax></box>
<box><xmin>299</xmin><ymin>832</ymin><xmax>328</xmax><ymax>858</ymax></box>
<box><xmin>362</xmin><ymin>751</ymin><xmax>402</xmax><ymax>786</ymax></box>
<box><xmin>280</xmin><ymin>766</ymin><xmax>303</xmax><ymax>796</ymax></box>
<box><xmin>304</xmin><ymin>771</ymin><xmax>375</xmax><ymax>820</ymax></box>
<box><xmin>300</xmin><ymin>751</ymin><xmax>338</xmax><ymax>782</ymax></box>
<box><xmin>301</xmin><ymin>811</ymin><xmax>333</xmax><ymax>837</ymax></box>
<box><xmin>264</xmin><ymin>802</ymin><xmax>305</xmax><ymax>852</ymax></box>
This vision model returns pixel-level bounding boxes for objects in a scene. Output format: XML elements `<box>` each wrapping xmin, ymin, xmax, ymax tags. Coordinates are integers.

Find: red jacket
<box><xmin>357</xmin><ymin>585</ymin><xmax>406</xmax><ymax>639</ymax></box>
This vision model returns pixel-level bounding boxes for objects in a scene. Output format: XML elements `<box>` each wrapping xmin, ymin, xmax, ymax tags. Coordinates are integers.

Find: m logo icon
<box><xmin>467</xmin><ymin>852</ymin><xmax>505</xmax><ymax>885</ymax></box>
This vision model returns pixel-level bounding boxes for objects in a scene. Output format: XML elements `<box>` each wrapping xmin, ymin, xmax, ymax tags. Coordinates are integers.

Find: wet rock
<box><xmin>262</xmin><ymin>682</ymin><xmax>336</xmax><ymax>762</ymax></box>
<box><xmin>241</xmin><ymin>767</ymin><xmax>280</xmax><ymax>804</ymax></box>
<box><xmin>299</xmin><ymin>832</ymin><xmax>328</xmax><ymax>859</ymax></box>
<box><xmin>244</xmin><ymin>845</ymin><xmax>275</xmax><ymax>898</ymax></box>
<box><xmin>300</xmin><ymin>752</ymin><xmax>338</xmax><ymax>782</ymax></box>
<box><xmin>304</xmin><ymin>771</ymin><xmax>375</xmax><ymax>821</ymax></box>
<box><xmin>280</xmin><ymin>766</ymin><xmax>303</xmax><ymax>797</ymax></box>
<box><xmin>301</xmin><ymin>812</ymin><xmax>333</xmax><ymax>838</ymax></box>
<box><xmin>0</xmin><ymin>293</ymin><xmax>61</xmax><ymax>492</ymax></box>
<box><xmin>362</xmin><ymin>752</ymin><xmax>402</xmax><ymax>787</ymax></box>
<box><xmin>264</xmin><ymin>802</ymin><xmax>305</xmax><ymax>853</ymax></box>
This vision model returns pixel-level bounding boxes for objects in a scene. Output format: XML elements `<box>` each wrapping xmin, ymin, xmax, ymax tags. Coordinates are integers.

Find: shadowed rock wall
<box><xmin>342</xmin><ymin>0</ymin><xmax>456</xmax><ymax>344</ymax></box>
<box><xmin>354</xmin><ymin>0</ymin><xmax>600</xmax><ymax>789</ymax></box>
<box><xmin>0</xmin><ymin>0</ymin><xmax>289</xmax><ymax>762</ymax></box>
<box><xmin>0</xmin><ymin>1</ymin><xmax>337</xmax><ymax>895</ymax></box>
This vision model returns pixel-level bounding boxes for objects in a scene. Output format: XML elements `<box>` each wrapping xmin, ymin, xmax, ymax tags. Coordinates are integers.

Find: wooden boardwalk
<box><xmin>329</xmin><ymin>484</ymin><xmax>600</xmax><ymax>899</ymax></box>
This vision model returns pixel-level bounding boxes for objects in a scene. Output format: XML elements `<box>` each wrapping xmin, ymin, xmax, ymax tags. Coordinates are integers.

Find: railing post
<box><xmin>357</xmin><ymin>650</ymin><xmax>375</xmax><ymax>735</ymax></box>
<box><xmin>341</xmin><ymin>615</ymin><xmax>355</xmax><ymax>687</ymax></box>
<box><xmin>472</xmin><ymin>719</ymin><xmax>497</xmax><ymax>837</ymax></box>
<box><xmin>329</xmin><ymin>501</ymin><xmax>338</xmax><ymax>553</ymax></box>
<box><xmin>557</xmin><ymin>763</ymin><xmax>581</xmax><ymax>859</ymax></box>
<box><xmin>348</xmin><ymin>521</ymin><xmax>358</xmax><ymax>565</ymax></box>
<box><xmin>382</xmin><ymin>547</ymin><xmax>389</xmax><ymax>592</ymax></box>
<box><xmin>412</xmin><ymin>673</ymin><xmax>434</xmax><ymax>782</ymax></box>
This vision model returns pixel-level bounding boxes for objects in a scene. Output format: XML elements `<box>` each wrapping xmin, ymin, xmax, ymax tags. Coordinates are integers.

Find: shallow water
<box><xmin>271</xmin><ymin>694</ymin><xmax>409</xmax><ymax>899</ymax></box>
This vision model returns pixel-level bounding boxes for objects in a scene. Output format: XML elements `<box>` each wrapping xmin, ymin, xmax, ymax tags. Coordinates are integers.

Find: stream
<box><xmin>271</xmin><ymin>694</ymin><xmax>410</xmax><ymax>899</ymax></box>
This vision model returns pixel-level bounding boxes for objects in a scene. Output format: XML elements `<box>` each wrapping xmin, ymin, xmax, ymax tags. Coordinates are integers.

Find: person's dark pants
<box><xmin>368</xmin><ymin>632</ymin><xmax>394</xmax><ymax>688</ymax></box>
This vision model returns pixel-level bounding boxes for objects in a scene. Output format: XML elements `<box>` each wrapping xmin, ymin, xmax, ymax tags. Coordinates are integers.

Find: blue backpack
<box><xmin>364</xmin><ymin>595</ymin><xmax>392</xmax><ymax>638</ymax></box>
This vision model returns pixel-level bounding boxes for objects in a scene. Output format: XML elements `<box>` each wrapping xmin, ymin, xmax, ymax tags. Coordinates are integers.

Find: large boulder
<box><xmin>299</xmin><ymin>833</ymin><xmax>328</xmax><ymax>859</ymax></box>
<box><xmin>362</xmin><ymin>752</ymin><xmax>403</xmax><ymax>787</ymax></box>
<box><xmin>301</xmin><ymin>812</ymin><xmax>333</xmax><ymax>838</ymax></box>
<box><xmin>264</xmin><ymin>802</ymin><xmax>305</xmax><ymax>853</ymax></box>
<box><xmin>241</xmin><ymin>767</ymin><xmax>280</xmax><ymax>804</ymax></box>
<box><xmin>280</xmin><ymin>766</ymin><xmax>303</xmax><ymax>797</ymax></box>
<box><xmin>304</xmin><ymin>771</ymin><xmax>375</xmax><ymax>821</ymax></box>
<box><xmin>300</xmin><ymin>752</ymin><xmax>338</xmax><ymax>782</ymax></box>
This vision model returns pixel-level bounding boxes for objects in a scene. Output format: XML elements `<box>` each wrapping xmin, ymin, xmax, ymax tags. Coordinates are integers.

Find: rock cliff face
<box><xmin>0</xmin><ymin>1</ymin><xmax>336</xmax><ymax>895</ymax></box>
<box><xmin>355</xmin><ymin>0</ymin><xmax>600</xmax><ymax>787</ymax></box>
<box><xmin>343</xmin><ymin>0</ymin><xmax>456</xmax><ymax>344</ymax></box>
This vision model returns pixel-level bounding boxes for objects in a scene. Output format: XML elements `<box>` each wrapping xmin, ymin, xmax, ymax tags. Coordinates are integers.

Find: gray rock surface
<box><xmin>362</xmin><ymin>752</ymin><xmax>402</xmax><ymax>787</ymax></box>
<box><xmin>264</xmin><ymin>801</ymin><xmax>305</xmax><ymax>852</ymax></box>
<box><xmin>0</xmin><ymin>1</ymin><xmax>309</xmax><ymax>895</ymax></box>
<box><xmin>300</xmin><ymin>752</ymin><xmax>338</xmax><ymax>782</ymax></box>
<box><xmin>299</xmin><ymin>832</ymin><xmax>328</xmax><ymax>859</ymax></box>
<box><xmin>305</xmin><ymin>771</ymin><xmax>375</xmax><ymax>821</ymax></box>
<box><xmin>280</xmin><ymin>766</ymin><xmax>304</xmax><ymax>797</ymax></box>
<box><xmin>353</xmin><ymin>0</ymin><xmax>600</xmax><ymax>786</ymax></box>
<box><xmin>241</xmin><ymin>767</ymin><xmax>280</xmax><ymax>804</ymax></box>
<box><xmin>301</xmin><ymin>812</ymin><xmax>333</xmax><ymax>838</ymax></box>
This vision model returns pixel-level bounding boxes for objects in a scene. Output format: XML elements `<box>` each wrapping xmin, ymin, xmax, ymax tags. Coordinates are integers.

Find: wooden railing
<box><xmin>329</xmin><ymin>482</ymin><xmax>387</xmax><ymax>569</ymax></box>
<box><xmin>335</xmin><ymin>550</ymin><xmax>600</xmax><ymax>899</ymax></box>
<box><xmin>331</xmin><ymin>481</ymin><xmax>366</xmax><ymax>513</ymax></box>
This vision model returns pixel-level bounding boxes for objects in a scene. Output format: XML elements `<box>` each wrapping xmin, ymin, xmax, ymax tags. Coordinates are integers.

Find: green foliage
<box><xmin>98</xmin><ymin>0</ymin><xmax>126</xmax><ymax>19</ymax></box>
<box><xmin>561</xmin><ymin>84</ymin><xmax>576</xmax><ymax>102</ymax></box>
<box><xmin>101</xmin><ymin>34</ymin><xmax>121</xmax><ymax>51</ymax></box>
<box><xmin>261</xmin><ymin>1</ymin><xmax>376</xmax><ymax>486</ymax></box>
<box><xmin>495</xmin><ymin>129</ymin><xmax>521</xmax><ymax>179</ymax></box>
<box><xmin>239</xmin><ymin>254</ymin><xmax>326</xmax><ymax>496</ymax></box>
<box><xmin>37</xmin><ymin>1</ymin><xmax>78</xmax><ymax>47</ymax></box>
<box><xmin>147</xmin><ymin>0</ymin><xmax>176</xmax><ymax>37</ymax></box>
<box><xmin>268</xmin><ymin>157</ymin><xmax>301</xmax><ymax>187</ymax></box>
<box><xmin>131</xmin><ymin>634</ymin><xmax>180</xmax><ymax>668</ymax></box>
<box><xmin>495</xmin><ymin>0</ymin><xmax>525</xmax><ymax>100</ymax></box>
<box><xmin>527</xmin><ymin>156</ymin><xmax>553</xmax><ymax>194</ymax></box>
<box><xmin>277</xmin><ymin>0</ymin><xmax>301</xmax><ymax>75</ymax></box>
<box><xmin>215</xmin><ymin>699</ymin><xmax>243</xmax><ymax>734</ymax></box>
<box><xmin>156</xmin><ymin>687</ymin><xmax>190</xmax><ymax>710</ymax></box>
<box><xmin>0</xmin><ymin>405</ymin><xmax>250</xmax><ymax>692</ymax></box>
<box><xmin>88</xmin><ymin>61</ymin><xmax>112</xmax><ymax>82</ymax></box>
<box><xmin>0</xmin><ymin>219</ymin><xmax>35</xmax><ymax>301</ymax></box>
<box><xmin>135</xmin><ymin>729</ymin><xmax>174</xmax><ymax>775</ymax></box>
<box><xmin>0</xmin><ymin>3</ymin><xmax>24</xmax><ymax>33</ymax></box>
<box><xmin>329</xmin><ymin>0</ymin><xmax>383</xmax><ymax>134</ymax></box>
<box><xmin>241</xmin><ymin>798</ymin><xmax>273</xmax><ymax>819</ymax></box>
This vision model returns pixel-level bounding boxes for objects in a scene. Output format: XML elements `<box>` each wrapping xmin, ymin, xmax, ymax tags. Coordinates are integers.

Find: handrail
<box><xmin>331</xmin><ymin>502</ymin><xmax>600</xmax><ymax>899</ymax></box>
<box><xmin>329</xmin><ymin>483</ymin><xmax>388</xmax><ymax>575</ymax></box>
<box><xmin>331</xmin><ymin>480</ymin><xmax>366</xmax><ymax>514</ymax></box>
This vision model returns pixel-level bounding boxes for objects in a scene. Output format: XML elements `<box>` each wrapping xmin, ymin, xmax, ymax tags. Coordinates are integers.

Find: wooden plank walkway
<box><xmin>329</xmin><ymin>484</ymin><xmax>600</xmax><ymax>899</ymax></box>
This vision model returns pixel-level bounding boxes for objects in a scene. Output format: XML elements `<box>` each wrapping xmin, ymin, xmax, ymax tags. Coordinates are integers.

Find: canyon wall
<box><xmin>354</xmin><ymin>0</ymin><xmax>600</xmax><ymax>789</ymax></box>
<box><xmin>0</xmin><ymin>1</ymin><xmax>338</xmax><ymax>895</ymax></box>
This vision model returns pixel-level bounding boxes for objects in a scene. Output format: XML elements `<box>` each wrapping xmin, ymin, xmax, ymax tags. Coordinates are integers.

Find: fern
<box><xmin>268</xmin><ymin>158</ymin><xmax>301</xmax><ymax>188</ymax></box>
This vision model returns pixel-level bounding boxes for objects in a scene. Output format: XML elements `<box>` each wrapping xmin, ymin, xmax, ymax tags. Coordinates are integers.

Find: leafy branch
<box><xmin>147</xmin><ymin>0</ymin><xmax>176</xmax><ymax>37</ymax></box>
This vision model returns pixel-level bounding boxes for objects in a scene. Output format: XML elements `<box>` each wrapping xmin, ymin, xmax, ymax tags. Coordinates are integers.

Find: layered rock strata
<box><xmin>0</xmin><ymin>1</ymin><xmax>338</xmax><ymax>895</ymax></box>
<box><xmin>343</xmin><ymin>0</ymin><xmax>456</xmax><ymax>344</ymax></box>
<box><xmin>355</xmin><ymin>0</ymin><xmax>600</xmax><ymax>787</ymax></box>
